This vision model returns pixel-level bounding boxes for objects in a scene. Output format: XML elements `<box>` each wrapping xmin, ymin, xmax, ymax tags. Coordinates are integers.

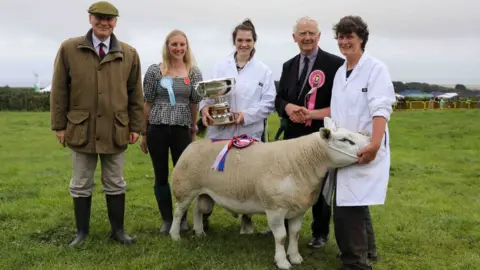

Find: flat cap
<box><xmin>87</xmin><ymin>1</ymin><xmax>119</xmax><ymax>16</ymax></box>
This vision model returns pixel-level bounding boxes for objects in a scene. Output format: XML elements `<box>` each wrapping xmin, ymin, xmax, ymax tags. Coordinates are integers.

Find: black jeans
<box><xmin>146</xmin><ymin>124</ymin><xmax>192</xmax><ymax>187</ymax></box>
<box><xmin>311</xmin><ymin>188</ymin><xmax>332</xmax><ymax>239</ymax></box>
<box><xmin>333</xmin><ymin>170</ymin><xmax>376</xmax><ymax>270</ymax></box>
<box><xmin>274</xmin><ymin>117</ymin><xmax>288</xmax><ymax>141</ymax></box>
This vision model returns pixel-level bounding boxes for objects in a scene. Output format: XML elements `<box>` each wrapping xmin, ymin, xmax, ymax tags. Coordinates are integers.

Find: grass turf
<box><xmin>0</xmin><ymin>110</ymin><xmax>479</xmax><ymax>269</ymax></box>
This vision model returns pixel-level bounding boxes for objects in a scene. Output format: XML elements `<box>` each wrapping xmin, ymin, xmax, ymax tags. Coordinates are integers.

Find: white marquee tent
<box><xmin>39</xmin><ymin>85</ymin><xmax>51</xmax><ymax>92</ymax></box>
<box><xmin>436</xmin><ymin>92</ymin><xmax>458</xmax><ymax>99</ymax></box>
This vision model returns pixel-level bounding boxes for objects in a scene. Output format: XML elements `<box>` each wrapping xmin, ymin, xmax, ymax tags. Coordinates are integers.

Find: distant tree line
<box><xmin>391</xmin><ymin>82</ymin><xmax>478</xmax><ymax>96</ymax></box>
<box><xmin>0</xmin><ymin>87</ymin><xmax>50</xmax><ymax>111</ymax></box>
<box><xmin>1</xmin><ymin>81</ymin><xmax>478</xmax><ymax>111</ymax></box>
<box><xmin>273</xmin><ymin>81</ymin><xmax>478</xmax><ymax>96</ymax></box>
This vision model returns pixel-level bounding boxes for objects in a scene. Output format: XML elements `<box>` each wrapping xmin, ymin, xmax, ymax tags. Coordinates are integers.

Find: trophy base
<box><xmin>209</xmin><ymin>106</ymin><xmax>236</xmax><ymax>126</ymax></box>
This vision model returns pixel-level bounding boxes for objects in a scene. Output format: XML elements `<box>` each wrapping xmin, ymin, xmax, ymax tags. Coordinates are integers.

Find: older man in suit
<box><xmin>259</xmin><ymin>16</ymin><xmax>344</xmax><ymax>248</ymax></box>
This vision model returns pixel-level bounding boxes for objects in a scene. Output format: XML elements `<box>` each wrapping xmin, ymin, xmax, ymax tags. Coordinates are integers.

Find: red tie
<box><xmin>99</xmin><ymin>43</ymin><xmax>105</xmax><ymax>59</ymax></box>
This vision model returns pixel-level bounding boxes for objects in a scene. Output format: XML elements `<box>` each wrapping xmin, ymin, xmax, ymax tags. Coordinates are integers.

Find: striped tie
<box><xmin>99</xmin><ymin>43</ymin><xmax>105</xmax><ymax>60</ymax></box>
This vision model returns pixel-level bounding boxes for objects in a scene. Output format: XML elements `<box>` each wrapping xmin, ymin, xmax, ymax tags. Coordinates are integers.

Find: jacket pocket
<box><xmin>65</xmin><ymin>110</ymin><xmax>90</xmax><ymax>146</ymax></box>
<box><xmin>113</xmin><ymin>111</ymin><xmax>130</xmax><ymax>147</ymax></box>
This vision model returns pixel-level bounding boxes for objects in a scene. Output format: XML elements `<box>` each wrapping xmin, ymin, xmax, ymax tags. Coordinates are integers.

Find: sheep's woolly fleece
<box><xmin>170</xmin><ymin>133</ymin><xmax>330</xmax><ymax>213</ymax></box>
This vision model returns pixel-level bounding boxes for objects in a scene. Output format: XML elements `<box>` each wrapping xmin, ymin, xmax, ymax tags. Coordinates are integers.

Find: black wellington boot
<box><xmin>154</xmin><ymin>184</ymin><xmax>173</xmax><ymax>233</ymax></box>
<box><xmin>105</xmin><ymin>194</ymin><xmax>135</xmax><ymax>244</ymax></box>
<box><xmin>69</xmin><ymin>196</ymin><xmax>92</xmax><ymax>247</ymax></box>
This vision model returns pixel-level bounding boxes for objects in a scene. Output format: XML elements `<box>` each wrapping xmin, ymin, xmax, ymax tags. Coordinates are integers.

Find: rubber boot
<box><xmin>154</xmin><ymin>184</ymin><xmax>173</xmax><ymax>233</ymax></box>
<box><xmin>105</xmin><ymin>194</ymin><xmax>135</xmax><ymax>244</ymax></box>
<box><xmin>69</xmin><ymin>195</ymin><xmax>92</xmax><ymax>247</ymax></box>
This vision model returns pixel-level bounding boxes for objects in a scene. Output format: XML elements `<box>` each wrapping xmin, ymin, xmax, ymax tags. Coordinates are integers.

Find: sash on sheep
<box><xmin>211</xmin><ymin>134</ymin><xmax>258</xmax><ymax>171</ymax></box>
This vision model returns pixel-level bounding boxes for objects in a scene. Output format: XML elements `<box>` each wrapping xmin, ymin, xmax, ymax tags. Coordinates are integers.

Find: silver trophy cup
<box><xmin>195</xmin><ymin>77</ymin><xmax>236</xmax><ymax>126</ymax></box>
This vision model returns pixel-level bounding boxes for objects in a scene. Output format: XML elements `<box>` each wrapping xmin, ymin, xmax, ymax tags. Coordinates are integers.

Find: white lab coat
<box><xmin>199</xmin><ymin>53</ymin><xmax>276</xmax><ymax>140</ymax></box>
<box><xmin>330</xmin><ymin>52</ymin><xmax>396</xmax><ymax>206</ymax></box>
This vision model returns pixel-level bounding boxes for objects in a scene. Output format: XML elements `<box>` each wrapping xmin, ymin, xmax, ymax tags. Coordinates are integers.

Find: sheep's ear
<box><xmin>323</xmin><ymin>117</ymin><xmax>337</xmax><ymax>131</ymax></box>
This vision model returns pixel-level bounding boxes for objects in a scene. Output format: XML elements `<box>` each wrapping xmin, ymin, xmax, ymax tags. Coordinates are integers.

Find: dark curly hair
<box><xmin>232</xmin><ymin>18</ymin><xmax>257</xmax><ymax>45</ymax></box>
<box><xmin>333</xmin><ymin>16</ymin><xmax>369</xmax><ymax>51</ymax></box>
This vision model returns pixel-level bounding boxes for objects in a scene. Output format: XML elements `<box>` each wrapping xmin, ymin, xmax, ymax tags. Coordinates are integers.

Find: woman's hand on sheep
<box><xmin>357</xmin><ymin>143</ymin><xmax>380</xmax><ymax>164</ymax></box>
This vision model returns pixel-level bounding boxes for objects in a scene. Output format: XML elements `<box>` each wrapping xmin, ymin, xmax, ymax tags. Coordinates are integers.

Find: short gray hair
<box><xmin>293</xmin><ymin>16</ymin><xmax>320</xmax><ymax>33</ymax></box>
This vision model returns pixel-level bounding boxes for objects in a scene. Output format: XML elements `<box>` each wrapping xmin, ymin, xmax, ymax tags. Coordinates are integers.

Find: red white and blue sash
<box><xmin>211</xmin><ymin>134</ymin><xmax>258</xmax><ymax>171</ymax></box>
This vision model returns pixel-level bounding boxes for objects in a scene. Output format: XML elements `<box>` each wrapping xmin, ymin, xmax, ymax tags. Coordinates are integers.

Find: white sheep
<box><xmin>168</xmin><ymin>117</ymin><xmax>371</xmax><ymax>270</ymax></box>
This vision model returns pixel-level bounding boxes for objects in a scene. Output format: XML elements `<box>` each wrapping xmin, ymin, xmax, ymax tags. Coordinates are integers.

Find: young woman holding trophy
<box><xmin>198</xmin><ymin>19</ymin><xmax>277</xmax><ymax>230</ymax></box>
<box><xmin>140</xmin><ymin>29</ymin><xmax>204</xmax><ymax>234</ymax></box>
<box><xmin>199</xmin><ymin>19</ymin><xmax>276</xmax><ymax>141</ymax></box>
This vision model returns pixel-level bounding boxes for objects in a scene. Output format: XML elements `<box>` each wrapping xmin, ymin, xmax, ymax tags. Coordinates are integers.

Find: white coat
<box><xmin>199</xmin><ymin>53</ymin><xmax>276</xmax><ymax>140</ymax></box>
<box><xmin>330</xmin><ymin>52</ymin><xmax>396</xmax><ymax>206</ymax></box>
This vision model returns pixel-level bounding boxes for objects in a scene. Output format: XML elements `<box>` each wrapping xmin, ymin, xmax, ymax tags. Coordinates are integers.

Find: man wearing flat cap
<box><xmin>50</xmin><ymin>1</ymin><xmax>144</xmax><ymax>246</ymax></box>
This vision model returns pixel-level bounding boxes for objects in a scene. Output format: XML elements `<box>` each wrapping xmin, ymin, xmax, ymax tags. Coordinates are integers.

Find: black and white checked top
<box><xmin>143</xmin><ymin>63</ymin><xmax>203</xmax><ymax>127</ymax></box>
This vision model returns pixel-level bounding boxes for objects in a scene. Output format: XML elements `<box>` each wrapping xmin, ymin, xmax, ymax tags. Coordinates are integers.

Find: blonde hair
<box><xmin>161</xmin><ymin>29</ymin><xmax>197</xmax><ymax>74</ymax></box>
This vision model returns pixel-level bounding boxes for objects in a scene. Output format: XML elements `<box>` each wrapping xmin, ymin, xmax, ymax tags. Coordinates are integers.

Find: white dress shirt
<box><xmin>92</xmin><ymin>33</ymin><xmax>110</xmax><ymax>55</ymax></box>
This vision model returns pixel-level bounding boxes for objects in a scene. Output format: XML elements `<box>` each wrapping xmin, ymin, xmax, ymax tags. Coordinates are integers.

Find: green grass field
<box><xmin>0</xmin><ymin>110</ymin><xmax>479</xmax><ymax>270</ymax></box>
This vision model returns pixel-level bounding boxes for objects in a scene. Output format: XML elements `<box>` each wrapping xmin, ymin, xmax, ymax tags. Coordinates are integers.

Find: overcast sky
<box><xmin>0</xmin><ymin>0</ymin><xmax>479</xmax><ymax>88</ymax></box>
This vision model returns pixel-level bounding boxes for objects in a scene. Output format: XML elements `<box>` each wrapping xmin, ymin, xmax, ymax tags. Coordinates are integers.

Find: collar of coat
<box><xmin>339</xmin><ymin>51</ymin><xmax>369</xmax><ymax>83</ymax></box>
<box><xmin>77</xmin><ymin>29</ymin><xmax>124</xmax><ymax>61</ymax></box>
<box><xmin>227</xmin><ymin>49</ymin><xmax>258</xmax><ymax>67</ymax></box>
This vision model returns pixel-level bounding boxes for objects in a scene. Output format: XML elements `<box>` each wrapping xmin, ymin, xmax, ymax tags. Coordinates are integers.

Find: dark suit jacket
<box><xmin>275</xmin><ymin>47</ymin><xmax>344</xmax><ymax>139</ymax></box>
